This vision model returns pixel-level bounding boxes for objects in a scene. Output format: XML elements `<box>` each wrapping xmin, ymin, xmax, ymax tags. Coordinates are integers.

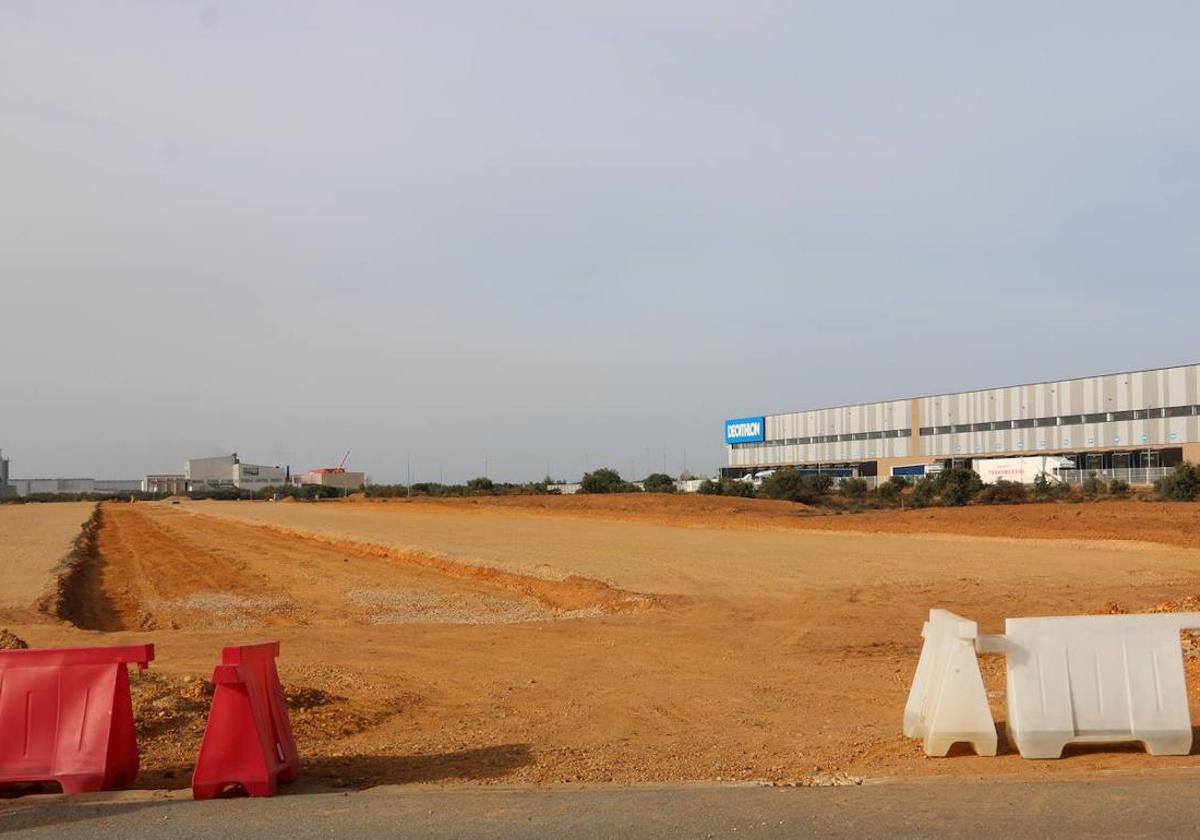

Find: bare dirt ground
<box><xmin>0</xmin><ymin>503</ymin><xmax>96</xmax><ymax>619</ymax></box>
<box><xmin>6</xmin><ymin>495</ymin><xmax>1200</xmax><ymax>792</ymax></box>
<box><xmin>347</xmin><ymin>494</ymin><xmax>1200</xmax><ymax>551</ymax></box>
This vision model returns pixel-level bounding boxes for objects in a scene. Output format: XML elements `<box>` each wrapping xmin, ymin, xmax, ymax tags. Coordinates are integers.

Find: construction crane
<box><xmin>336</xmin><ymin>450</ymin><xmax>350</xmax><ymax>472</ymax></box>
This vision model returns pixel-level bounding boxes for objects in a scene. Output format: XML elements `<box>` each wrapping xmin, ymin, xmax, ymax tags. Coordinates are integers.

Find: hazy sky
<box><xmin>3</xmin><ymin>1</ymin><xmax>1198</xmax><ymax>482</ymax></box>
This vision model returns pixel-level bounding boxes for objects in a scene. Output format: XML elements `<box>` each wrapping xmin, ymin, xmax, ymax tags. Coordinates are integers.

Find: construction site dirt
<box><xmin>5</xmin><ymin>494</ymin><xmax>1200</xmax><ymax>792</ymax></box>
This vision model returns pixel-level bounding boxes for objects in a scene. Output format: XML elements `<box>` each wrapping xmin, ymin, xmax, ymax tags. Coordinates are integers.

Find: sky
<box><xmin>2</xmin><ymin>1</ymin><xmax>1199</xmax><ymax>483</ymax></box>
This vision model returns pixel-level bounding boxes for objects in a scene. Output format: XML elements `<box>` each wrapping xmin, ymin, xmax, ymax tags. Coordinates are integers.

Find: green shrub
<box><xmin>759</xmin><ymin>469</ymin><xmax>834</xmax><ymax>504</ymax></box>
<box><xmin>697</xmin><ymin>477</ymin><xmax>755</xmax><ymax>497</ymax></box>
<box><xmin>642</xmin><ymin>473</ymin><xmax>678</xmax><ymax>494</ymax></box>
<box><xmin>1108</xmin><ymin>478</ymin><xmax>1131</xmax><ymax>497</ymax></box>
<box><xmin>876</xmin><ymin>476</ymin><xmax>908</xmax><ymax>504</ymax></box>
<box><xmin>938</xmin><ymin>467</ymin><xmax>983</xmax><ymax>507</ymax></box>
<box><xmin>580</xmin><ymin>468</ymin><xmax>626</xmax><ymax>494</ymax></box>
<box><xmin>911</xmin><ymin>476</ymin><xmax>937</xmax><ymax>508</ymax></box>
<box><xmin>839</xmin><ymin>477</ymin><xmax>869</xmax><ymax>499</ymax></box>
<box><xmin>1030</xmin><ymin>472</ymin><xmax>1066</xmax><ymax>501</ymax></box>
<box><xmin>1156</xmin><ymin>462</ymin><xmax>1200</xmax><ymax>501</ymax></box>
<box><xmin>722</xmin><ymin>478</ymin><xmax>757</xmax><ymax>497</ymax></box>
<box><xmin>977</xmin><ymin>479</ymin><xmax>1028</xmax><ymax>505</ymax></box>
<box><xmin>1031</xmin><ymin>473</ymin><xmax>1050</xmax><ymax>499</ymax></box>
<box><xmin>1081</xmin><ymin>471</ymin><xmax>1106</xmax><ymax>498</ymax></box>
<box><xmin>466</xmin><ymin>476</ymin><xmax>495</xmax><ymax>493</ymax></box>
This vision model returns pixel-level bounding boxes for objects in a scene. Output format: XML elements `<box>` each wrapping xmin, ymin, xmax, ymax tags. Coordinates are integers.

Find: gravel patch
<box><xmin>146</xmin><ymin>592</ymin><xmax>297</xmax><ymax>628</ymax></box>
<box><xmin>345</xmin><ymin>588</ymin><xmax>599</xmax><ymax>625</ymax></box>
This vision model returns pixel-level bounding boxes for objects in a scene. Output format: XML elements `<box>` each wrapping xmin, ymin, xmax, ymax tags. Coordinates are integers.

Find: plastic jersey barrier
<box><xmin>978</xmin><ymin>612</ymin><xmax>1200</xmax><ymax>759</ymax></box>
<box><xmin>192</xmin><ymin>641</ymin><xmax>299</xmax><ymax>799</ymax></box>
<box><xmin>903</xmin><ymin>609</ymin><xmax>997</xmax><ymax>757</ymax></box>
<box><xmin>0</xmin><ymin>644</ymin><xmax>154</xmax><ymax>794</ymax></box>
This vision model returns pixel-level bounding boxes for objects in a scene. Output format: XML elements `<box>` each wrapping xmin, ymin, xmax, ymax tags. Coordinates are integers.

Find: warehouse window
<box><xmin>1167</xmin><ymin>405</ymin><xmax>1195</xmax><ymax>418</ymax></box>
<box><xmin>1083</xmin><ymin>412</ymin><xmax>1107</xmax><ymax>424</ymax></box>
<box><xmin>1013</xmin><ymin>418</ymin><xmax>1036</xmax><ymax>429</ymax></box>
<box><xmin>1036</xmin><ymin>417</ymin><xmax>1058</xmax><ymax>427</ymax></box>
<box><xmin>1110</xmin><ymin>410</ymin><xmax>1135</xmax><ymax>422</ymax></box>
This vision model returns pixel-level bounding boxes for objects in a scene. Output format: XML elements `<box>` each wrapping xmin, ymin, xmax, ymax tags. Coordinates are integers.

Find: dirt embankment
<box><xmin>49</xmin><ymin>504</ymin><xmax>661</xmax><ymax>634</ymax></box>
<box><xmin>35</xmin><ymin>503</ymin><xmax>119</xmax><ymax>630</ymax></box>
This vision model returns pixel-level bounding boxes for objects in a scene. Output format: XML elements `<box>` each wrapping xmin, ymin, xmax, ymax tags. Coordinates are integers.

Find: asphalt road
<box><xmin>4</xmin><ymin>772</ymin><xmax>1200</xmax><ymax>839</ymax></box>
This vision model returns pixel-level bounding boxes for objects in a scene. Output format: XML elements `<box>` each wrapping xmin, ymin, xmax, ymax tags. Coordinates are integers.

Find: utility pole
<box><xmin>407</xmin><ymin>455</ymin><xmax>412</xmax><ymax>498</ymax></box>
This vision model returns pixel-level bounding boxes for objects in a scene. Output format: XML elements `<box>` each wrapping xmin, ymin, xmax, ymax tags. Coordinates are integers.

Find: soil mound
<box><xmin>0</xmin><ymin>628</ymin><xmax>29</xmax><ymax>650</ymax></box>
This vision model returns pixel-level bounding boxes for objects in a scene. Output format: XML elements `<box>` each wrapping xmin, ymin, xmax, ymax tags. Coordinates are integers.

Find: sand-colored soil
<box><xmin>0</xmin><ymin>503</ymin><xmax>96</xmax><ymax>618</ymax></box>
<box><xmin>7</xmin><ymin>496</ymin><xmax>1200</xmax><ymax>792</ymax></box>
<box><xmin>345</xmin><ymin>494</ymin><xmax>1200</xmax><ymax>552</ymax></box>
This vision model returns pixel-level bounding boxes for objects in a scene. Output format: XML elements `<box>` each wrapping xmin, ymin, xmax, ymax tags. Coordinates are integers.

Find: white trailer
<box><xmin>974</xmin><ymin>456</ymin><xmax>1073</xmax><ymax>485</ymax></box>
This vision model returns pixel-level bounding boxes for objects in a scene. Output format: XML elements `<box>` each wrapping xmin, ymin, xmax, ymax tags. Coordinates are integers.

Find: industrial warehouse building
<box><xmin>724</xmin><ymin>362</ymin><xmax>1200</xmax><ymax>483</ymax></box>
<box><xmin>142</xmin><ymin>474</ymin><xmax>189</xmax><ymax>495</ymax></box>
<box><xmin>0</xmin><ymin>449</ymin><xmax>12</xmax><ymax>498</ymax></box>
<box><xmin>185</xmin><ymin>453</ymin><xmax>287</xmax><ymax>492</ymax></box>
<box><xmin>6</xmin><ymin>478</ymin><xmax>142</xmax><ymax>497</ymax></box>
<box><xmin>295</xmin><ymin>467</ymin><xmax>366</xmax><ymax>491</ymax></box>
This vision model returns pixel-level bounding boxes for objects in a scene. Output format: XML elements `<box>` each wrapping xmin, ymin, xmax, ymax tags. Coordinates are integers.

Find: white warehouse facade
<box><xmin>185</xmin><ymin>453</ymin><xmax>287</xmax><ymax>492</ymax></box>
<box><xmin>724</xmin><ymin>362</ymin><xmax>1200</xmax><ymax>480</ymax></box>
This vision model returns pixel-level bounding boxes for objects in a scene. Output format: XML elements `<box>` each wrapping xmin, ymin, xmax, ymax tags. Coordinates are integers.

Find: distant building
<box><xmin>143</xmin><ymin>474</ymin><xmax>188</xmax><ymax>494</ymax></box>
<box><xmin>7</xmin><ymin>477</ymin><xmax>140</xmax><ymax>497</ymax></box>
<box><xmin>725</xmin><ymin>362</ymin><xmax>1200</xmax><ymax>482</ymax></box>
<box><xmin>0</xmin><ymin>449</ymin><xmax>13</xmax><ymax>498</ymax></box>
<box><xmin>185</xmin><ymin>453</ymin><xmax>286</xmax><ymax>492</ymax></box>
<box><xmin>296</xmin><ymin>468</ymin><xmax>366</xmax><ymax>491</ymax></box>
<box><xmin>12</xmin><ymin>478</ymin><xmax>95</xmax><ymax>496</ymax></box>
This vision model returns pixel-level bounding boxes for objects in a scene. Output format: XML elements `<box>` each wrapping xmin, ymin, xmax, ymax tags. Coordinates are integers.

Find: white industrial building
<box><xmin>5</xmin><ymin>477</ymin><xmax>142</xmax><ymax>497</ymax></box>
<box><xmin>0</xmin><ymin>449</ymin><xmax>13</xmax><ymax>498</ymax></box>
<box><xmin>725</xmin><ymin>362</ymin><xmax>1200</xmax><ymax>484</ymax></box>
<box><xmin>295</xmin><ymin>468</ymin><xmax>366</xmax><ymax>491</ymax></box>
<box><xmin>185</xmin><ymin>453</ymin><xmax>287</xmax><ymax>492</ymax></box>
<box><xmin>142</xmin><ymin>474</ymin><xmax>189</xmax><ymax>494</ymax></box>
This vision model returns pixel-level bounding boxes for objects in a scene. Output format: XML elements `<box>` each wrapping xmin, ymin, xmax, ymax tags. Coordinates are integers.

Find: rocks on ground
<box><xmin>0</xmin><ymin>628</ymin><xmax>29</xmax><ymax>650</ymax></box>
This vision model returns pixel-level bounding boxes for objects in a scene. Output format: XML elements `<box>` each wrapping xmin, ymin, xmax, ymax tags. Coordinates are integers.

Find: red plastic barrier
<box><xmin>0</xmin><ymin>644</ymin><xmax>154</xmax><ymax>794</ymax></box>
<box><xmin>192</xmin><ymin>641</ymin><xmax>298</xmax><ymax>799</ymax></box>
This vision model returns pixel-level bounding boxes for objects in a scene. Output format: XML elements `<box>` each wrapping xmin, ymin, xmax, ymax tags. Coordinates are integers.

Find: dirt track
<box><xmin>7</xmin><ymin>496</ymin><xmax>1200</xmax><ymax>790</ymax></box>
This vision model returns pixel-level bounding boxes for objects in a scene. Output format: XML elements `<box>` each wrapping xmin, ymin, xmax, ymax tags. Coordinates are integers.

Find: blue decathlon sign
<box><xmin>725</xmin><ymin>416</ymin><xmax>766</xmax><ymax>444</ymax></box>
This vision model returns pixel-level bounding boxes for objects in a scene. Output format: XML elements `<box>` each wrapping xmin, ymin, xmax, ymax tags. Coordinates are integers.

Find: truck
<box><xmin>974</xmin><ymin>456</ymin><xmax>1074</xmax><ymax>485</ymax></box>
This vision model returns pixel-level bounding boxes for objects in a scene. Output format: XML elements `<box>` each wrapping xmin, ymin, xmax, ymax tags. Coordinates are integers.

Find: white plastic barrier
<box><xmin>903</xmin><ymin>609</ymin><xmax>998</xmax><ymax>757</ymax></box>
<box><xmin>979</xmin><ymin>612</ymin><xmax>1200</xmax><ymax>759</ymax></box>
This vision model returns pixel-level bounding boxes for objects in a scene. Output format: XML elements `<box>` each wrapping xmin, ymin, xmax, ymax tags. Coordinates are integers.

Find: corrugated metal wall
<box><xmin>729</xmin><ymin>398</ymin><xmax>912</xmax><ymax>467</ymax></box>
<box><xmin>729</xmin><ymin>363</ymin><xmax>1200</xmax><ymax>468</ymax></box>
<box><xmin>917</xmin><ymin>364</ymin><xmax>1200</xmax><ymax>457</ymax></box>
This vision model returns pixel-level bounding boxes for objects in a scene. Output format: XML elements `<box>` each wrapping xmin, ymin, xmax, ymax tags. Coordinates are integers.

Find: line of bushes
<box><xmin>692</xmin><ymin>462</ymin><xmax>1200</xmax><ymax>509</ymax></box>
<box><xmin>1</xmin><ymin>491</ymin><xmax>168</xmax><ymax>504</ymax></box>
<box><xmin>364</xmin><ymin>477</ymin><xmax>553</xmax><ymax>498</ymax></box>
